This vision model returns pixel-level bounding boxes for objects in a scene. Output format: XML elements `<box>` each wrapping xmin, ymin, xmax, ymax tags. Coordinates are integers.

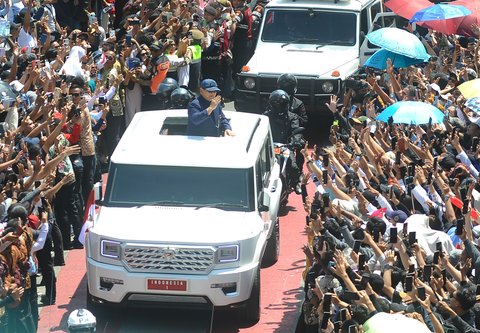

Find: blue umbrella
<box><xmin>465</xmin><ymin>96</ymin><xmax>480</xmax><ymax>115</ymax></box>
<box><xmin>376</xmin><ymin>101</ymin><xmax>444</xmax><ymax>125</ymax></box>
<box><xmin>366</xmin><ymin>27</ymin><xmax>430</xmax><ymax>61</ymax></box>
<box><xmin>364</xmin><ymin>48</ymin><xmax>428</xmax><ymax>70</ymax></box>
<box><xmin>410</xmin><ymin>4</ymin><xmax>471</xmax><ymax>23</ymax></box>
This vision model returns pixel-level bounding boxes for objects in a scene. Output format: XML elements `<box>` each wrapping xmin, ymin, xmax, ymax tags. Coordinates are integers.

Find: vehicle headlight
<box><xmin>244</xmin><ymin>78</ymin><xmax>256</xmax><ymax>89</ymax></box>
<box><xmin>217</xmin><ymin>245</ymin><xmax>239</xmax><ymax>262</ymax></box>
<box><xmin>322</xmin><ymin>81</ymin><xmax>334</xmax><ymax>93</ymax></box>
<box><xmin>101</xmin><ymin>239</ymin><xmax>121</xmax><ymax>259</ymax></box>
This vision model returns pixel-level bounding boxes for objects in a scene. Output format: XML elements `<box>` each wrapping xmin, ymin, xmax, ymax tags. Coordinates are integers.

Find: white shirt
<box><xmin>17</xmin><ymin>27</ymin><xmax>36</xmax><ymax>48</ymax></box>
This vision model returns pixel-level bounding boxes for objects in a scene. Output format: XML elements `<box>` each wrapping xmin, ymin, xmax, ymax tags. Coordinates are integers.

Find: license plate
<box><xmin>147</xmin><ymin>279</ymin><xmax>187</xmax><ymax>291</ymax></box>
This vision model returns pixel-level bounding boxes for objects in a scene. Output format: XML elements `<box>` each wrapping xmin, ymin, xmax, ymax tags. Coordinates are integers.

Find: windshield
<box><xmin>104</xmin><ymin>164</ymin><xmax>255</xmax><ymax>210</ymax></box>
<box><xmin>261</xmin><ymin>10</ymin><xmax>357</xmax><ymax>46</ymax></box>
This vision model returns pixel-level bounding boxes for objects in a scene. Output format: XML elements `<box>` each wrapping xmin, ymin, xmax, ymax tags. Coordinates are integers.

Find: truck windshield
<box><xmin>104</xmin><ymin>164</ymin><xmax>255</xmax><ymax>210</ymax></box>
<box><xmin>261</xmin><ymin>10</ymin><xmax>356</xmax><ymax>46</ymax></box>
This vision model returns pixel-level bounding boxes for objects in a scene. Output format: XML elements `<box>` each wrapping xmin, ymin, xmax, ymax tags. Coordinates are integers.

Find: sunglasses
<box><xmin>71</xmin><ymin>93</ymin><xmax>81</xmax><ymax>97</ymax></box>
<box><xmin>106</xmin><ymin>56</ymin><xmax>114</xmax><ymax>61</ymax></box>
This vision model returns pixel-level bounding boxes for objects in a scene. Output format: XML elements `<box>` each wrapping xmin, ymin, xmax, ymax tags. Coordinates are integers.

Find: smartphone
<box><xmin>353</xmin><ymin>240</ymin><xmax>361</xmax><ymax>253</ymax></box>
<box><xmin>301</xmin><ymin>184</ymin><xmax>308</xmax><ymax>203</ymax></box>
<box><xmin>63</xmin><ymin>38</ymin><xmax>69</xmax><ymax>46</ymax></box>
<box><xmin>358</xmin><ymin>253</ymin><xmax>365</xmax><ymax>271</ymax></box>
<box><xmin>305</xmin><ymin>215</ymin><xmax>310</xmax><ymax>226</ymax></box>
<box><xmin>405</xmin><ymin>275</ymin><xmax>413</xmax><ymax>292</ymax></box>
<box><xmin>473</xmin><ymin>137</ymin><xmax>480</xmax><ymax>151</ymax></box>
<box><xmin>334</xmin><ymin>321</ymin><xmax>342</xmax><ymax>333</ymax></box>
<box><xmin>343</xmin><ymin>291</ymin><xmax>360</xmax><ymax>302</ymax></box>
<box><xmin>359</xmin><ymin>273</ymin><xmax>370</xmax><ymax>290</ymax></box>
<box><xmin>99</xmin><ymin>96</ymin><xmax>106</xmax><ymax>105</ymax></box>
<box><xmin>310</xmin><ymin>203</ymin><xmax>318</xmax><ymax>220</ymax></box>
<box><xmin>323</xmin><ymin>154</ymin><xmax>329</xmax><ymax>167</ymax></box>
<box><xmin>323</xmin><ymin>293</ymin><xmax>332</xmax><ymax>312</ymax></box>
<box><xmin>463</xmin><ymin>199</ymin><xmax>470</xmax><ymax>215</ymax></box>
<box><xmin>408</xmin><ymin>264</ymin><xmax>415</xmax><ymax>274</ymax></box>
<box><xmin>433</xmin><ymin>251</ymin><xmax>440</xmax><ymax>265</ymax></box>
<box><xmin>417</xmin><ymin>286</ymin><xmax>426</xmax><ymax>300</ymax></box>
<box><xmin>408</xmin><ymin>164</ymin><xmax>415</xmax><ymax>177</ymax></box>
<box><xmin>390</xmin><ymin>227</ymin><xmax>398</xmax><ymax>244</ymax></box>
<box><xmin>436</xmin><ymin>242</ymin><xmax>442</xmax><ymax>253</ymax></box>
<box><xmin>441</xmin><ymin>268</ymin><xmax>447</xmax><ymax>284</ymax></box>
<box><xmin>408</xmin><ymin>231</ymin><xmax>416</xmax><ymax>245</ymax></box>
<box><xmin>322</xmin><ymin>170</ymin><xmax>328</xmax><ymax>185</ymax></box>
<box><xmin>433</xmin><ymin>156</ymin><xmax>438</xmax><ymax>171</ymax></box>
<box><xmin>391</xmin><ymin>136</ymin><xmax>397</xmax><ymax>150</ymax></box>
<box><xmin>428</xmin><ymin>117</ymin><xmax>432</xmax><ymax>130</ymax></box>
<box><xmin>320</xmin><ymin>312</ymin><xmax>331</xmax><ymax>330</ymax></box>
<box><xmin>0</xmin><ymin>47</ymin><xmax>5</xmax><ymax>57</ymax></box>
<box><xmin>40</xmin><ymin>33</ymin><xmax>47</xmax><ymax>45</ymax></box>
<box><xmin>322</xmin><ymin>193</ymin><xmax>330</xmax><ymax>208</ymax></box>
<box><xmin>340</xmin><ymin>308</ymin><xmax>348</xmax><ymax>322</ymax></box>
<box><xmin>455</xmin><ymin>217</ymin><xmax>465</xmax><ymax>236</ymax></box>
<box><xmin>427</xmin><ymin>172</ymin><xmax>433</xmax><ymax>185</ymax></box>
<box><xmin>126</xmin><ymin>34</ymin><xmax>132</xmax><ymax>47</ymax></box>
<box><xmin>348</xmin><ymin>325</ymin><xmax>357</xmax><ymax>333</ymax></box>
<box><xmin>424</xmin><ymin>265</ymin><xmax>432</xmax><ymax>281</ymax></box>
<box><xmin>313</xmin><ymin>235</ymin><xmax>324</xmax><ymax>252</ymax></box>
<box><xmin>395</xmin><ymin>151</ymin><xmax>401</xmax><ymax>165</ymax></box>
<box><xmin>400</xmin><ymin>166</ymin><xmax>407</xmax><ymax>179</ymax></box>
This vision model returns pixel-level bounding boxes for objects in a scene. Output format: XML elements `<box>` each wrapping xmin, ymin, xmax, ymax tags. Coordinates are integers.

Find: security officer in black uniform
<box><xmin>276</xmin><ymin>73</ymin><xmax>308</xmax><ymax>126</ymax></box>
<box><xmin>263</xmin><ymin>90</ymin><xmax>304</xmax><ymax>194</ymax></box>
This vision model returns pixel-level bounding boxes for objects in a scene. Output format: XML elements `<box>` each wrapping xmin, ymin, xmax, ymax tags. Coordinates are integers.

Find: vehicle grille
<box><xmin>256</xmin><ymin>76</ymin><xmax>340</xmax><ymax>96</ymax></box>
<box><xmin>122</xmin><ymin>244</ymin><xmax>216</xmax><ymax>274</ymax></box>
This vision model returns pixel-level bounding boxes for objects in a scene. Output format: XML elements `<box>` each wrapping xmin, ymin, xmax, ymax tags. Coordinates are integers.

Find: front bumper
<box><xmin>87</xmin><ymin>257</ymin><xmax>258</xmax><ymax>307</ymax></box>
<box><xmin>235</xmin><ymin>74</ymin><xmax>342</xmax><ymax>113</ymax></box>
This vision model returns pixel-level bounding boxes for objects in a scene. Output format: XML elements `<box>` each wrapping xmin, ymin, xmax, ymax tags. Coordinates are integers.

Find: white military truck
<box><xmin>235</xmin><ymin>0</ymin><xmax>390</xmax><ymax>113</ymax></box>
<box><xmin>86</xmin><ymin>110</ymin><xmax>282</xmax><ymax>324</ymax></box>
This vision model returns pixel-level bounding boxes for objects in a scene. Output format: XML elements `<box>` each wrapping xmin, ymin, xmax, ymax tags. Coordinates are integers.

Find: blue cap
<box><xmin>201</xmin><ymin>79</ymin><xmax>221</xmax><ymax>92</ymax></box>
<box><xmin>385</xmin><ymin>210</ymin><xmax>408</xmax><ymax>223</ymax></box>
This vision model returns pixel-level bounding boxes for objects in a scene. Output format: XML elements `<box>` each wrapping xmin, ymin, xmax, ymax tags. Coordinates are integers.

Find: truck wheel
<box><xmin>262</xmin><ymin>218</ymin><xmax>280</xmax><ymax>267</ymax></box>
<box><xmin>238</xmin><ymin>267</ymin><xmax>261</xmax><ymax>326</ymax></box>
<box><xmin>87</xmin><ymin>285</ymin><xmax>108</xmax><ymax>318</ymax></box>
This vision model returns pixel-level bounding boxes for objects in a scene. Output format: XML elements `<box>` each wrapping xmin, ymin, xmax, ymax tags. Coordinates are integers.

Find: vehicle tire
<box><xmin>262</xmin><ymin>218</ymin><xmax>279</xmax><ymax>267</ymax></box>
<box><xmin>238</xmin><ymin>267</ymin><xmax>261</xmax><ymax>326</ymax></box>
<box><xmin>86</xmin><ymin>285</ymin><xmax>108</xmax><ymax>318</ymax></box>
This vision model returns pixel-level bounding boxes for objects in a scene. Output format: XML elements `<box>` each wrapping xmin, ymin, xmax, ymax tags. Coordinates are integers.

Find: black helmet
<box><xmin>269</xmin><ymin>89</ymin><xmax>290</xmax><ymax>115</ymax></box>
<box><xmin>156</xmin><ymin>78</ymin><xmax>179</xmax><ymax>101</ymax></box>
<box><xmin>277</xmin><ymin>73</ymin><xmax>297</xmax><ymax>96</ymax></box>
<box><xmin>171</xmin><ymin>88</ymin><xmax>192</xmax><ymax>108</ymax></box>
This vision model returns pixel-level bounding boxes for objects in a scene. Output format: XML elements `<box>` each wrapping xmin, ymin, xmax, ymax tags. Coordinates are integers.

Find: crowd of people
<box><xmin>294</xmin><ymin>22</ymin><xmax>480</xmax><ymax>333</ymax></box>
<box><xmin>0</xmin><ymin>0</ymin><xmax>264</xmax><ymax>331</ymax></box>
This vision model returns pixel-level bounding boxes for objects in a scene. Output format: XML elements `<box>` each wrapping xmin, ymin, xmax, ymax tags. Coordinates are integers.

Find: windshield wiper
<box><xmin>135</xmin><ymin>200</ymin><xmax>186</xmax><ymax>208</ymax></box>
<box><xmin>281</xmin><ymin>38</ymin><xmax>320</xmax><ymax>48</ymax></box>
<box><xmin>195</xmin><ymin>202</ymin><xmax>248</xmax><ymax>210</ymax></box>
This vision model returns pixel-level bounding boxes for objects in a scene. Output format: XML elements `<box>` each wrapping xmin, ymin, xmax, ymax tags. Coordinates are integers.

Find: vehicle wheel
<box><xmin>238</xmin><ymin>267</ymin><xmax>261</xmax><ymax>326</ymax></box>
<box><xmin>262</xmin><ymin>218</ymin><xmax>279</xmax><ymax>267</ymax></box>
<box><xmin>86</xmin><ymin>285</ymin><xmax>108</xmax><ymax>318</ymax></box>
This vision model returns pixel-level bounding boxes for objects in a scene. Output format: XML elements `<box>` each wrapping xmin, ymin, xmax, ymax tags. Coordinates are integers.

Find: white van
<box><xmin>234</xmin><ymin>0</ymin><xmax>385</xmax><ymax>113</ymax></box>
<box><xmin>86</xmin><ymin>110</ymin><xmax>282</xmax><ymax>324</ymax></box>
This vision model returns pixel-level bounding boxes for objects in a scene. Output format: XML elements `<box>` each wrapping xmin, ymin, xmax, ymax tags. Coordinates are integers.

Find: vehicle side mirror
<box><xmin>259</xmin><ymin>191</ymin><xmax>270</xmax><ymax>212</ymax></box>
